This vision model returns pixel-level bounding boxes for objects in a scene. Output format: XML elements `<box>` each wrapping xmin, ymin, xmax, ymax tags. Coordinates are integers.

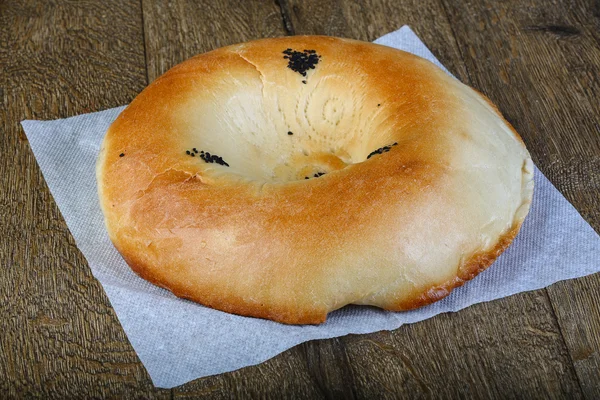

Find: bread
<box><xmin>96</xmin><ymin>36</ymin><xmax>534</xmax><ymax>324</ymax></box>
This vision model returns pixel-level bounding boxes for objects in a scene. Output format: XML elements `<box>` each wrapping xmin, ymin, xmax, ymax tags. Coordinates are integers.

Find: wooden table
<box><xmin>2</xmin><ymin>0</ymin><xmax>599</xmax><ymax>397</ymax></box>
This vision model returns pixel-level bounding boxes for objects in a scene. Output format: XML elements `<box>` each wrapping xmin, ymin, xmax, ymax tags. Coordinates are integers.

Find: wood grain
<box><xmin>142</xmin><ymin>0</ymin><xmax>286</xmax><ymax>81</ymax></box>
<box><xmin>340</xmin><ymin>291</ymin><xmax>580</xmax><ymax>398</ymax></box>
<box><xmin>440</xmin><ymin>0</ymin><xmax>600</xmax><ymax>397</ymax></box>
<box><xmin>0</xmin><ymin>0</ymin><xmax>167</xmax><ymax>397</ymax></box>
<box><xmin>1</xmin><ymin>0</ymin><xmax>599</xmax><ymax>397</ymax></box>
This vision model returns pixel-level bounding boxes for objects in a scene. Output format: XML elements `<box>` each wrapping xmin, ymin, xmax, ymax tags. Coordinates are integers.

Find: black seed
<box><xmin>186</xmin><ymin>150</ymin><xmax>190</xmax><ymax>155</ymax></box>
<box><xmin>305</xmin><ymin>177</ymin><xmax>309</xmax><ymax>179</ymax></box>
<box><xmin>377</xmin><ymin>104</ymin><xmax>381</xmax><ymax>106</ymax></box>
<box><xmin>288</xmin><ymin>131</ymin><xmax>293</xmax><ymax>135</ymax></box>
<box><xmin>302</xmin><ymin>80</ymin><xmax>306</xmax><ymax>84</ymax></box>
<box><xmin>119</xmin><ymin>153</ymin><xmax>125</xmax><ymax>157</ymax></box>
<box><xmin>367</xmin><ymin>143</ymin><xmax>397</xmax><ymax>159</ymax></box>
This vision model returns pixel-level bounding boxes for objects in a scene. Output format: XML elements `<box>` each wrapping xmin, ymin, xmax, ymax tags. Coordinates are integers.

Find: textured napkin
<box><xmin>21</xmin><ymin>26</ymin><xmax>600</xmax><ymax>388</ymax></box>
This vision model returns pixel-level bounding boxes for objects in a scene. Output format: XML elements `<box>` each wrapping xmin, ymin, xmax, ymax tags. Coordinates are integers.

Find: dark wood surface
<box><xmin>1</xmin><ymin>0</ymin><xmax>599</xmax><ymax>397</ymax></box>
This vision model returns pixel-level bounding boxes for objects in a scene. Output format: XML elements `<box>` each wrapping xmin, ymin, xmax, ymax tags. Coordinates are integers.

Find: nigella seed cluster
<box><xmin>367</xmin><ymin>142</ymin><xmax>398</xmax><ymax>159</ymax></box>
<box><xmin>185</xmin><ymin>148</ymin><xmax>229</xmax><ymax>166</ymax></box>
<box><xmin>283</xmin><ymin>49</ymin><xmax>321</xmax><ymax>78</ymax></box>
<box><xmin>304</xmin><ymin>172</ymin><xmax>326</xmax><ymax>180</ymax></box>
<box><xmin>199</xmin><ymin>150</ymin><xmax>229</xmax><ymax>167</ymax></box>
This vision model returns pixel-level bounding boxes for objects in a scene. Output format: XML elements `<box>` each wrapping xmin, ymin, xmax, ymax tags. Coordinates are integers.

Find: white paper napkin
<box><xmin>21</xmin><ymin>26</ymin><xmax>600</xmax><ymax>388</ymax></box>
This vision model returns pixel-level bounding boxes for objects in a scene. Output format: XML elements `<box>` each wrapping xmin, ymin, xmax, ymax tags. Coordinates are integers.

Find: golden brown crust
<box><xmin>97</xmin><ymin>36</ymin><xmax>534</xmax><ymax>324</ymax></box>
<box><xmin>122</xmin><ymin>251</ymin><xmax>327</xmax><ymax>324</ymax></box>
<box><xmin>124</xmin><ymin>222</ymin><xmax>522</xmax><ymax>323</ymax></box>
<box><xmin>387</xmin><ymin>223</ymin><xmax>522</xmax><ymax>311</ymax></box>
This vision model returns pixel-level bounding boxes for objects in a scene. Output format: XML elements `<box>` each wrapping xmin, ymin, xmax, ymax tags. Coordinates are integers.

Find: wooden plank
<box><xmin>279</xmin><ymin>0</ymin><xmax>586</xmax><ymax>397</ymax></box>
<box><xmin>142</xmin><ymin>0</ymin><xmax>286</xmax><ymax>81</ymax></box>
<box><xmin>338</xmin><ymin>291</ymin><xmax>580</xmax><ymax>398</ymax></box>
<box><xmin>140</xmin><ymin>0</ymin><xmax>327</xmax><ymax>397</ymax></box>
<box><xmin>0</xmin><ymin>1</ymin><xmax>167</xmax><ymax>397</ymax></box>
<box><xmin>440</xmin><ymin>0</ymin><xmax>600</xmax><ymax>397</ymax></box>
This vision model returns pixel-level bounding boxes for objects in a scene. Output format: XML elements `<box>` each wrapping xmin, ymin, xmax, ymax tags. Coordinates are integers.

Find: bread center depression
<box><xmin>172</xmin><ymin>43</ymin><xmax>409</xmax><ymax>183</ymax></box>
